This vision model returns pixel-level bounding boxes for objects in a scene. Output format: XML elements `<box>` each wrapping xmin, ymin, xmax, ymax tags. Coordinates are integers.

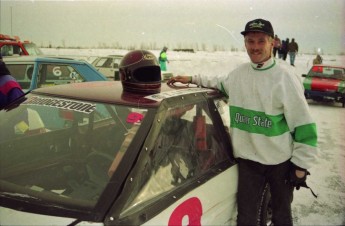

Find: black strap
<box><xmin>297</xmin><ymin>182</ymin><xmax>318</xmax><ymax>198</ymax></box>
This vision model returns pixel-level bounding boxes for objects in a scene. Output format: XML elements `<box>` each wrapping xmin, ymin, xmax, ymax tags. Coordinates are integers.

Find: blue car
<box><xmin>3</xmin><ymin>56</ymin><xmax>107</xmax><ymax>91</ymax></box>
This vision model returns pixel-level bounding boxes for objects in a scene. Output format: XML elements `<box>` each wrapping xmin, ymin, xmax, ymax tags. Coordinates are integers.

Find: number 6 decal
<box><xmin>168</xmin><ymin>197</ymin><xmax>202</xmax><ymax>226</ymax></box>
<box><xmin>52</xmin><ymin>66</ymin><xmax>62</xmax><ymax>77</ymax></box>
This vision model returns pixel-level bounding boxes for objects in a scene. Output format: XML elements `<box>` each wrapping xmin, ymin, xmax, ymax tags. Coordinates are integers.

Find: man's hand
<box><xmin>288</xmin><ymin>163</ymin><xmax>309</xmax><ymax>190</ymax></box>
<box><xmin>167</xmin><ymin>75</ymin><xmax>192</xmax><ymax>85</ymax></box>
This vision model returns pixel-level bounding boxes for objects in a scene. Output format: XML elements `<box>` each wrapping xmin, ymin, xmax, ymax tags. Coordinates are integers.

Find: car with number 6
<box><xmin>3</xmin><ymin>56</ymin><xmax>107</xmax><ymax>92</ymax></box>
<box><xmin>0</xmin><ymin>50</ymin><xmax>272</xmax><ymax>225</ymax></box>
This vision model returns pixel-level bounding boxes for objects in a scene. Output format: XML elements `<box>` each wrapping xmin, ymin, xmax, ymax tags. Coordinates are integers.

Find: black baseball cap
<box><xmin>241</xmin><ymin>18</ymin><xmax>274</xmax><ymax>38</ymax></box>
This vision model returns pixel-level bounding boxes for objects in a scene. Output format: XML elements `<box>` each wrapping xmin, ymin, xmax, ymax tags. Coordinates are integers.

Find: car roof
<box><xmin>3</xmin><ymin>55</ymin><xmax>86</xmax><ymax>64</ymax></box>
<box><xmin>107</xmin><ymin>55</ymin><xmax>124</xmax><ymax>57</ymax></box>
<box><xmin>31</xmin><ymin>81</ymin><xmax>219</xmax><ymax>108</ymax></box>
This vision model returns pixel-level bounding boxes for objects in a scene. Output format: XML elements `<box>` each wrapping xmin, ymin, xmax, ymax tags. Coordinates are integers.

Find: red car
<box><xmin>0</xmin><ymin>34</ymin><xmax>43</xmax><ymax>56</ymax></box>
<box><xmin>302</xmin><ymin>65</ymin><xmax>345</xmax><ymax>107</ymax></box>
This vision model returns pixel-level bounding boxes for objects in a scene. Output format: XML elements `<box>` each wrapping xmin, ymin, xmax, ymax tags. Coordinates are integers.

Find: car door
<box><xmin>105</xmin><ymin>92</ymin><xmax>238</xmax><ymax>225</ymax></box>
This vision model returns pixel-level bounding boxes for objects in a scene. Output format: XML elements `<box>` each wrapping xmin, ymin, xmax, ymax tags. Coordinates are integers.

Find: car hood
<box><xmin>304</xmin><ymin>77</ymin><xmax>345</xmax><ymax>93</ymax></box>
<box><xmin>0</xmin><ymin>207</ymin><xmax>102</xmax><ymax>226</ymax></box>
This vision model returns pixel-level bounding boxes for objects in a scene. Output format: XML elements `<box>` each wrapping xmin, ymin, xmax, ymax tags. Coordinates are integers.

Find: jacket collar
<box><xmin>251</xmin><ymin>57</ymin><xmax>275</xmax><ymax>71</ymax></box>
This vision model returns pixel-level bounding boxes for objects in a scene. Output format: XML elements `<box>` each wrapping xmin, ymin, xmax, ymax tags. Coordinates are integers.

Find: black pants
<box><xmin>237</xmin><ymin>159</ymin><xmax>294</xmax><ymax>226</ymax></box>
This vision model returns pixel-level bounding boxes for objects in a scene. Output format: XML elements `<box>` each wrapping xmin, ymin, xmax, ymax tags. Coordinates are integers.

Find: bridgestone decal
<box><xmin>23</xmin><ymin>96</ymin><xmax>96</xmax><ymax>114</ymax></box>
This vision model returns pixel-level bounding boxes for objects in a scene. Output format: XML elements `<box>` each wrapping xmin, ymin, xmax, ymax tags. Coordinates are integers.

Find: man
<box><xmin>168</xmin><ymin>18</ymin><xmax>318</xmax><ymax>225</ymax></box>
<box><xmin>288</xmin><ymin>38</ymin><xmax>299</xmax><ymax>66</ymax></box>
<box><xmin>159</xmin><ymin>46</ymin><xmax>169</xmax><ymax>71</ymax></box>
<box><xmin>273</xmin><ymin>34</ymin><xmax>281</xmax><ymax>58</ymax></box>
<box><xmin>0</xmin><ymin>54</ymin><xmax>24</xmax><ymax>109</ymax></box>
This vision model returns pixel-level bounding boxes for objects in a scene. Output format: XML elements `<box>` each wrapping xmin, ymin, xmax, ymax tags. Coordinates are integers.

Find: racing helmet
<box><xmin>119</xmin><ymin>50</ymin><xmax>161</xmax><ymax>94</ymax></box>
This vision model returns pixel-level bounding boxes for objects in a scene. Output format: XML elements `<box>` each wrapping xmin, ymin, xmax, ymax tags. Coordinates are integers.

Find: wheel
<box><xmin>258</xmin><ymin>183</ymin><xmax>273</xmax><ymax>226</ymax></box>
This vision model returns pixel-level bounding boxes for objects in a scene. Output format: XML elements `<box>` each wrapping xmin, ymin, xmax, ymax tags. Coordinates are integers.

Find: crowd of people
<box><xmin>273</xmin><ymin>35</ymin><xmax>323</xmax><ymax>66</ymax></box>
<box><xmin>273</xmin><ymin>35</ymin><xmax>299</xmax><ymax>66</ymax></box>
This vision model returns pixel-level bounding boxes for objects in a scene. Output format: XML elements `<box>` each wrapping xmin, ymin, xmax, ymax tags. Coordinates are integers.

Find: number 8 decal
<box><xmin>168</xmin><ymin>197</ymin><xmax>202</xmax><ymax>226</ymax></box>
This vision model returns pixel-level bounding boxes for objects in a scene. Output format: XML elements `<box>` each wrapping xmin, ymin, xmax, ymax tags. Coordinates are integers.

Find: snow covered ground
<box><xmin>42</xmin><ymin>48</ymin><xmax>345</xmax><ymax>225</ymax></box>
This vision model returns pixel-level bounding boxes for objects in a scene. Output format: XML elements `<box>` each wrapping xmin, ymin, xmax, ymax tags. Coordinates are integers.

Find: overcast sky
<box><xmin>0</xmin><ymin>0</ymin><xmax>344</xmax><ymax>54</ymax></box>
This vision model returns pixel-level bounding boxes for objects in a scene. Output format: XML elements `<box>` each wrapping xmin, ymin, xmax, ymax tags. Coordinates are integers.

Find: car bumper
<box><xmin>305</xmin><ymin>90</ymin><xmax>344</xmax><ymax>101</ymax></box>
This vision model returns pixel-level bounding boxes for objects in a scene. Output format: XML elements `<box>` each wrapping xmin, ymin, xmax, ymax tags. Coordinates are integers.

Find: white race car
<box><xmin>0</xmin><ymin>79</ymin><xmax>271</xmax><ymax>225</ymax></box>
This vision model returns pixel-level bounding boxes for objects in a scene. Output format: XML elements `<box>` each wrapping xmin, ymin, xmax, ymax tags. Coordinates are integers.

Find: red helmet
<box><xmin>119</xmin><ymin>50</ymin><xmax>161</xmax><ymax>94</ymax></box>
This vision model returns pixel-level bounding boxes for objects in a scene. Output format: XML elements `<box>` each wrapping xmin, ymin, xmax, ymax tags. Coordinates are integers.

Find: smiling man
<box><xmin>168</xmin><ymin>18</ymin><xmax>318</xmax><ymax>225</ymax></box>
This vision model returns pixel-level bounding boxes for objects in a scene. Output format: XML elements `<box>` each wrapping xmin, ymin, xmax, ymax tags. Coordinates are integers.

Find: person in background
<box><xmin>0</xmin><ymin>54</ymin><xmax>24</xmax><ymax>109</ymax></box>
<box><xmin>288</xmin><ymin>38</ymin><xmax>299</xmax><ymax>66</ymax></box>
<box><xmin>273</xmin><ymin>34</ymin><xmax>281</xmax><ymax>58</ymax></box>
<box><xmin>159</xmin><ymin>46</ymin><xmax>169</xmax><ymax>71</ymax></box>
<box><xmin>283</xmin><ymin>38</ymin><xmax>290</xmax><ymax>61</ymax></box>
<box><xmin>313</xmin><ymin>54</ymin><xmax>323</xmax><ymax>65</ymax></box>
<box><xmin>278</xmin><ymin>40</ymin><xmax>285</xmax><ymax>59</ymax></box>
<box><xmin>168</xmin><ymin>18</ymin><xmax>318</xmax><ymax>226</ymax></box>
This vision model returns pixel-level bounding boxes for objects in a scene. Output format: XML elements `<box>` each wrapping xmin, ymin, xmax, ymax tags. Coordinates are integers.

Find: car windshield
<box><xmin>0</xmin><ymin>94</ymin><xmax>147</xmax><ymax>210</ymax></box>
<box><xmin>308</xmin><ymin>66</ymin><xmax>345</xmax><ymax>80</ymax></box>
<box><xmin>23</xmin><ymin>43</ymin><xmax>43</xmax><ymax>55</ymax></box>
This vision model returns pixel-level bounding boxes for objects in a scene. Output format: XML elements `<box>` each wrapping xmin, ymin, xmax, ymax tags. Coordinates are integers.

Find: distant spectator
<box><xmin>313</xmin><ymin>54</ymin><xmax>323</xmax><ymax>65</ymax></box>
<box><xmin>0</xmin><ymin>54</ymin><xmax>24</xmax><ymax>109</ymax></box>
<box><xmin>283</xmin><ymin>38</ymin><xmax>290</xmax><ymax>61</ymax></box>
<box><xmin>278</xmin><ymin>40</ymin><xmax>285</xmax><ymax>59</ymax></box>
<box><xmin>288</xmin><ymin>38</ymin><xmax>299</xmax><ymax>66</ymax></box>
<box><xmin>159</xmin><ymin>46</ymin><xmax>169</xmax><ymax>71</ymax></box>
<box><xmin>273</xmin><ymin>35</ymin><xmax>281</xmax><ymax>58</ymax></box>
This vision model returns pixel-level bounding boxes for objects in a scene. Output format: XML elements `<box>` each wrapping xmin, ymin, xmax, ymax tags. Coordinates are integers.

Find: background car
<box><xmin>91</xmin><ymin>55</ymin><xmax>124</xmax><ymax>80</ymax></box>
<box><xmin>161</xmin><ymin>71</ymin><xmax>174</xmax><ymax>81</ymax></box>
<box><xmin>3</xmin><ymin>56</ymin><xmax>107</xmax><ymax>91</ymax></box>
<box><xmin>0</xmin><ymin>81</ymin><xmax>271</xmax><ymax>225</ymax></box>
<box><xmin>0</xmin><ymin>34</ymin><xmax>43</xmax><ymax>56</ymax></box>
<box><xmin>302</xmin><ymin>65</ymin><xmax>345</xmax><ymax>107</ymax></box>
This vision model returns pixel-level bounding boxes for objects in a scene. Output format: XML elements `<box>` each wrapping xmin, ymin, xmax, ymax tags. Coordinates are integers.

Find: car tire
<box><xmin>258</xmin><ymin>183</ymin><xmax>272</xmax><ymax>226</ymax></box>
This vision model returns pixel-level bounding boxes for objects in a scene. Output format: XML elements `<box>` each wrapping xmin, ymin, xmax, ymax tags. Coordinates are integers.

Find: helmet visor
<box><xmin>133</xmin><ymin>66</ymin><xmax>161</xmax><ymax>82</ymax></box>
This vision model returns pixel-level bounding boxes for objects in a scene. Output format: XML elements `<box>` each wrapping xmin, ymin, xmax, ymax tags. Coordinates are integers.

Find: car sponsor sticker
<box><xmin>126</xmin><ymin>112</ymin><xmax>144</xmax><ymax>124</ymax></box>
<box><xmin>23</xmin><ymin>96</ymin><xmax>96</xmax><ymax>114</ymax></box>
<box><xmin>145</xmin><ymin>88</ymin><xmax>214</xmax><ymax>101</ymax></box>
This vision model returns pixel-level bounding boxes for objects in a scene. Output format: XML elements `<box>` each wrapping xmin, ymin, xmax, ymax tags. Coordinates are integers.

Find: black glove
<box><xmin>288</xmin><ymin>163</ymin><xmax>318</xmax><ymax>198</ymax></box>
<box><xmin>288</xmin><ymin>163</ymin><xmax>309</xmax><ymax>190</ymax></box>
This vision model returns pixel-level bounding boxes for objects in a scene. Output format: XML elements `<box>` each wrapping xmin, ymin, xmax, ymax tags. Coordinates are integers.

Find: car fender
<box><xmin>141</xmin><ymin>165</ymin><xmax>238</xmax><ymax>226</ymax></box>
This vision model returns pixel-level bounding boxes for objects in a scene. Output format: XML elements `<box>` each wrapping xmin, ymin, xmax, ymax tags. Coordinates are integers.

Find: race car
<box><xmin>0</xmin><ymin>34</ymin><xmax>43</xmax><ymax>56</ymax></box>
<box><xmin>302</xmin><ymin>65</ymin><xmax>345</xmax><ymax>107</ymax></box>
<box><xmin>0</xmin><ymin>50</ymin><xmax>271</xmax><ymax>225</ymax></box>
<box><xmin>3</xmin><ymin>56</ymin><xmax>107</xmax><ymax>92</ymax></box>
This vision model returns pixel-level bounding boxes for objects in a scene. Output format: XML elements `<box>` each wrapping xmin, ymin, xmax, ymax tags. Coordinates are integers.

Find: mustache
<box><xmin>249</xmin><ymin>49</ymin><xmax>262</xmax><ymax>54</ymax></box>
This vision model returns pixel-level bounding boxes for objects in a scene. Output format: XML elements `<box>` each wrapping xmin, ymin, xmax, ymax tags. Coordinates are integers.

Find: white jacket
<box><xmin>192</xmin><ymin>57</ymin><xmax>318</xmax><ymax>169</ymax></box>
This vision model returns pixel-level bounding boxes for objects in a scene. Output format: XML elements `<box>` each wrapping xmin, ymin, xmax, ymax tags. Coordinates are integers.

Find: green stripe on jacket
<box><xmin>230</xmin><ymin>106</ymin><xmax>290</xmax><ymax>136</ymax></box>
<box><xmin>230</xmin><ymin>106</ymin><xmax>317</xmax><ymax>147</ymax></box>
<box><xmin>292</xmin><ymin>123</ymin><xmax>317</xmax><ymax>147</ymax></box>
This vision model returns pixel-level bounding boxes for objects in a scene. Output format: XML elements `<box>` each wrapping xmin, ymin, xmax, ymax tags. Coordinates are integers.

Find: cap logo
<box><xmin>249</xmin><ymin>21</ymin><xmax>265</xmax><ymax>29</ymax></box>
<box><xmin>143</xmin><ymin>54</ymin><xmax>155</xmax><ymax>60</ymax></box>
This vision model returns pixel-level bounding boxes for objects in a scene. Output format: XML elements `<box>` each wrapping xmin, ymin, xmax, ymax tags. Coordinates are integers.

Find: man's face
<box><xmin>244</xmin><ymin>32</ymin><xmax>274</xmax><ymax>64</ymax></box>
